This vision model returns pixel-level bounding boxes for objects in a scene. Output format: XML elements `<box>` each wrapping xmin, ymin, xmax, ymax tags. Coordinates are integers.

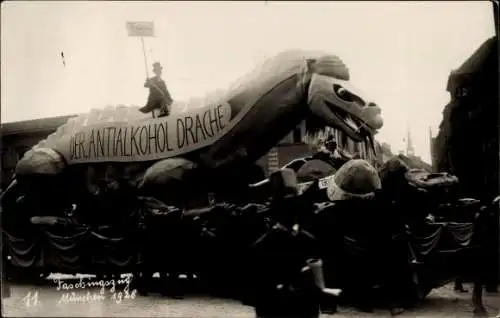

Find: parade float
<box><xmin>1</xmin><ymin>50</ymin><xmax>491</xmax><ymax>315</ymax></box>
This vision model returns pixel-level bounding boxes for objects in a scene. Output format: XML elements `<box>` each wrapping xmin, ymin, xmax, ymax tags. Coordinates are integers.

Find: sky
<box><xmin>1</xmin><ymin>1</ymin><xmax>496</xmax><ymax>163</ymax></box>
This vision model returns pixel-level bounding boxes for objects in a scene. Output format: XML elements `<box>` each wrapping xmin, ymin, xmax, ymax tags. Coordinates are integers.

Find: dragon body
<box><xmin>9</xmin><ymin>50</ymin><xmax>383</xmax><ymax>204</ymax></box>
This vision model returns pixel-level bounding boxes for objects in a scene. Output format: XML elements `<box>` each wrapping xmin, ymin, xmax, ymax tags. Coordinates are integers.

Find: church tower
<box><xmin>406</xmin><ymin>127</ymin><xmax>415</xmax><ymax>157</ymax></box>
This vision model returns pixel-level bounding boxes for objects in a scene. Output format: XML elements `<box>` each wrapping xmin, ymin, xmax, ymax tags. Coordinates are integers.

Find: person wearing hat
<box><xmin>140</xmin><ymin>62</ymin><xmax>173</xmax><ymax>117</ymax></box>
<box><xmin>325</xmin><ymin>159</ymin><xmax>382</xmax><ymax>202</ymax></box>
<box><xmin>323</xmin><ymin>159</ymin><xmax>409</xmax><ymax>315</ymax></box>
<box><xmin>248</xmin><ymin>169</ymin><xmax>341</xmax><ymax>318</ymax></box>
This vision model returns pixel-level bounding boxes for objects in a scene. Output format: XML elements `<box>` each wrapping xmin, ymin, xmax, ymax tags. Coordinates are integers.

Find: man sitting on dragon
<box><xmin>140</xmin><ymin>62</ymin><xmax>174</xmax><ymax>117</ymax></box>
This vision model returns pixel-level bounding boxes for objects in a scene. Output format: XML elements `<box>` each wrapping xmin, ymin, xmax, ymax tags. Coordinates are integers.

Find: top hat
<box><xmin>152</xmin><ymin>62</ymin><xmax>163</xmax><ymax>71</ymax></box>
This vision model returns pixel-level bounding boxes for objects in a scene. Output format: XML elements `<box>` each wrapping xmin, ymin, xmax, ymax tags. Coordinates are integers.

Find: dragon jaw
<box><xmin>307</xmin><ymin>67</ymin><xmax>383</xmax><ymax>142</ymax></box>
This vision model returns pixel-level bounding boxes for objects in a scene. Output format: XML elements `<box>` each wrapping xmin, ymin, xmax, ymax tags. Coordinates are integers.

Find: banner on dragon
<box><xmin>66</xmin><ymin>103</ymin><xmax>231</xmax><ymax>163</ymax></box>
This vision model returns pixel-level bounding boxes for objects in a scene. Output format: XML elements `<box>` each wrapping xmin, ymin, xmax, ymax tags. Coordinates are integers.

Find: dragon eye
<box><xmin>337</xmin><ymin>87</ymin><xmax>348</xmax><ymax>97</ymax></box>
<box><xmin>333</xmin><ymin>84</ymin><xmax>354</xmax><ymax>102</ymax></box>
<box><xmin>333</xmin><ymin>84</ymin><xmax>365</xmax><ymax>105</ymax></box>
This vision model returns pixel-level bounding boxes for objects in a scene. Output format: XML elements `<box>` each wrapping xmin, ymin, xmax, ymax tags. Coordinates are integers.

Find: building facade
<box><xmin>433</xmin><ymin>35</ymin><xmax>499</xmax><ymax>285</ymax></box>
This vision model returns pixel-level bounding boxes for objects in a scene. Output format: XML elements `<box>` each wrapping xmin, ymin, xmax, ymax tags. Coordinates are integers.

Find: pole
<box><xmin>140</xmin><ymin>36</ymin><xmax>155</xmax><ymax>118</ymax></box>
<box><xmin>140</xmin><ymin>36</ymin><xmax>149</xmax><ymax>79</ymax></box>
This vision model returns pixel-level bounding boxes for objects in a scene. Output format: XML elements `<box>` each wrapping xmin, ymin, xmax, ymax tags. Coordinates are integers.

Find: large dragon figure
<box><xmin>6</xmin><ymin>50</ymin><xmax>383</xmax><ymax>206</ymax></box>
<box><xmin>2</xmin><ymin>50</ymin><xmax>493</xmax><ymax>316</ymax></box>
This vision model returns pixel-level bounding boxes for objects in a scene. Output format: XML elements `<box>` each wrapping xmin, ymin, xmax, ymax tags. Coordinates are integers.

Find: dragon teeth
<box><xmin>345</xmin><ymin>116</ymin><xmax>359</xmax><ymax>131</ymax></box>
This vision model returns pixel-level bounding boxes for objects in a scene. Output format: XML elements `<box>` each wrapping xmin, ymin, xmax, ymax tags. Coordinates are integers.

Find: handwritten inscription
<box><xmin>67</xmin><ymin>103</ymin><xmax>231</xmax><ymax>163</ymax></box>
<box><xmin>54</xmin><ymin>276</ymin><xmax>136</xmax><ymax>305</ymax></box>
<box><xmin>22</xmin><ymin>291</ymin><xmax>40</xmax><ymax>308</ymax></box>
<box><xmin>59</xmin><ymin>291</ymin><xmax>106</xmax><ymax>303</ymax></box>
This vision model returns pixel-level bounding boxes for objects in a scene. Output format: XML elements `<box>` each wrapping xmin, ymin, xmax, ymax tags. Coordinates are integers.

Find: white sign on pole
<box><xmin>126</xmin><ymin>21</ymin><xmax>155</xmax><ymax>37</ymax></box>
<box><xmin>125</xmin><ymin>21</ymin><xmax>156</xmax><ymax>83</ymax></box>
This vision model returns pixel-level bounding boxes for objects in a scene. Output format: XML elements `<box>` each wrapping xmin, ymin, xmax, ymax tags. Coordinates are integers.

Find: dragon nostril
<box><xmin>367</xmin><ymin>102</ymin><xmax>377</xmax><ymax>107</ymax></box>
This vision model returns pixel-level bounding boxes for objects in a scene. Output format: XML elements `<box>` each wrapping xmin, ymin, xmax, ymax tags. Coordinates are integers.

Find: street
<box><xmin>2</xmin><ymin>275</ymin><xmax>498</xmax><ymax>317</ymax></box>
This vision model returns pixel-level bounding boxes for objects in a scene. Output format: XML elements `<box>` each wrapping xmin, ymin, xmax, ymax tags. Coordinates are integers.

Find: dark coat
<box><xmin>249</xmin><ymin>196</ymin><xmax>321</xmax><ymax>318</ymax></box>
<box><xmin>141</xmin><ymin>76</ymin><xmax>173</xmax><ymax>114</ymax></box>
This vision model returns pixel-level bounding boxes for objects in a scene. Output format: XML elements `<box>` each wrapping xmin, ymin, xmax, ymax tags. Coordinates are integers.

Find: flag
<box><xmin>126</xmin><ymin>21</ymin><xmax>155</xmax><ymax>37</ymax></box>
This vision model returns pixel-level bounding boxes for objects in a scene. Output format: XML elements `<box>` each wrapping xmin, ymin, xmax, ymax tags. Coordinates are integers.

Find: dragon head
<box><xmin>306</xmin><ymin>55</ymin><xmax>383</xmax><ymax>142</ymax></box>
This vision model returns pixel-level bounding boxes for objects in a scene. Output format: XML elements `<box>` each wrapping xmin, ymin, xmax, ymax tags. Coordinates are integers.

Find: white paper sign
<box><xmin>318</xmin><ymin>175</ymin><xmax>334</xmax><ymax>189</ymax></box>
<box><xmin>126</xmin><ymin>21</ymin><xmax>155</xmax><ymax>37</ymax></box>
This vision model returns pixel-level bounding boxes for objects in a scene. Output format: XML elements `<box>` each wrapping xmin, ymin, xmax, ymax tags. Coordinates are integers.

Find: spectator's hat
<box><xmin>327</xmin><ymin>159</ymin><xmax>381</xmax><ymax>201</ymax></box>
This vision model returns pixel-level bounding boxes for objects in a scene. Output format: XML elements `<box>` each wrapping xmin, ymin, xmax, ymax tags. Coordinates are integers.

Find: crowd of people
<box><xmin>1</xmin><ymin>142</ymin><xmax>497</xmax><ymax>318</ymax></box>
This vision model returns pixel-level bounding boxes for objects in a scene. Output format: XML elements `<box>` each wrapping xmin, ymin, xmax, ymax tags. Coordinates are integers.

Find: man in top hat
<box><xmin>140</xmin><ymin>62</ymin><xmax>173</xmax><ymax>117</ymax></box>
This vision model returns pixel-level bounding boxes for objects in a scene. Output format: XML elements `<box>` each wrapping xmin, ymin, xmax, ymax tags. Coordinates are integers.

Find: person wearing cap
<box><xmin>140</xmin><ymin>62</ymin><xmax>173</xmax><ymax>117</ymax></box>
<box><xmin>325</xmin><ymin>159</ymin><xmax>382</xmax><ymax>202</ymax></box>
<box><xmin>322</xmin><ymin>159</ymin><xmax>408</xmax><ymax>315</ymax></box>
<box><xmin>248</xmin><ymin>169</ymin><xmax>341</xmax><ymax>318</ymax></box>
